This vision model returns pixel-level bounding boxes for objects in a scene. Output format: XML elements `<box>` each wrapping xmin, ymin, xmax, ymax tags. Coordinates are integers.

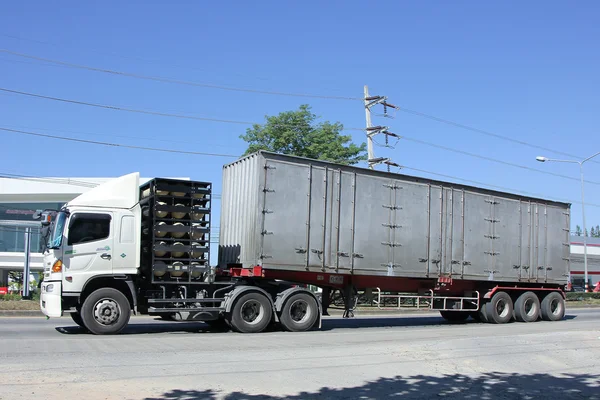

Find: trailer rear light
<box><xmin>52</xmin><ymin>260</ymin><xmax>63</xmax><ymax>273</ymax></box>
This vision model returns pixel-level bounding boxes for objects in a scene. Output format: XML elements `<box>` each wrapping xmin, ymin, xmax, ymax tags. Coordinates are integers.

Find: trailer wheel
<box><xmin>279</xmin><ymin>293</ymin><xmax>319</xmax><ymax>332</ymax></box>
<box><xmin>540</xmin><ymin>292</ymin><xmax>565</xmax><ymax>321</ymax></box>
<box><xmin>484</xmin><ymin>291</ymin><xmax>513</xmax><ymax>324</ymax></box>
<box><xmin>80</xmin><ymin>288</ymin><xmax>131</xmax><ymax>335</ymax></box>
<box><xmin>440</xmin><ymin>311</ymin><xmax>470</xmax><ymax>323</ymax></box>
<box><xmin>228</xmin><ymin>292</ymin><xmax>272</xmax><ymax>333</ymax></box>
<box><xmin>514</xmin><ymin>291</ymin><xmax>540</xmax><ymax>322</ymax></box>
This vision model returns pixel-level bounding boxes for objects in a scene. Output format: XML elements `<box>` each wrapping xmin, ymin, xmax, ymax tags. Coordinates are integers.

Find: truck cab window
<box><xmin>67</xmin><ymin>213</ymin><xmax>111</xmax><ymax>246</ymax></box>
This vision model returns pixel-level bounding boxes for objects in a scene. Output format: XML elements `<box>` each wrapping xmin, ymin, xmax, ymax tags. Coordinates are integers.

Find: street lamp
<box><xmin>536</xmin><ymin>151</ymin><xmax>600</xmax><ymax>292</ymax></box>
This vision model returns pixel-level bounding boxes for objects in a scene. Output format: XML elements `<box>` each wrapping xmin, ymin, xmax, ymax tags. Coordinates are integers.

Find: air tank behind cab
<box><xmin>169</xmin><ymin>261</ymin><xmax>186</xmax><ymax>277</ymax></box>
<box><xmin>153</xmin><ymin>261</ymin><xmax>167</xmax><ymax>277</ymax></box>
<box><xmin>155</xmin><ymin>201</ymin><xmax>169</xmax><ymax>218</ymax></box>
<box><xmin>155</xmin><ymin>222</ymin><xmax>168</xmax><ymax>238</ymax></box>
<box><xmin>172</xmin><ymin>204</ymin><xmax>187</xmax><ymax>219</ymax></box>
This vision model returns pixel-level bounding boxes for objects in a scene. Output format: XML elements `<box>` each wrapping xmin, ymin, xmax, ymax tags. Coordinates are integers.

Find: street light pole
<box><xmin>537</xmin><ymin>151</ymin><xmax>600</xmax><ymax>293</ymax></box>
<box><xmin>579</xmin><ymin>161</ymin><xmax>589</xmax><ymax>293</ymax></box>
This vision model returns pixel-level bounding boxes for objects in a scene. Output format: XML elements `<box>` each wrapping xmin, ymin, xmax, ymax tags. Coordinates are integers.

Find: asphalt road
<box><xmin>1</xmin><ymin>309</ymin><xmax>599</xmax><ymax>400</ymax></box>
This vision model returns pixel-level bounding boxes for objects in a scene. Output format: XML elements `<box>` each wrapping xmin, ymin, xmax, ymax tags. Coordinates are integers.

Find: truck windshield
<box><xmin>48</xmin><ymin>212</ymin><xmax>67</xmax><ymax>249</ymax></box>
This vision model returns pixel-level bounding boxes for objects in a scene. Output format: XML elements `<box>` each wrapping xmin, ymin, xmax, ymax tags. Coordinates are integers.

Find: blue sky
<box><xmin>2</xmin><ymin>0</ymin><xmax>600</xmax><ymax>252</ymax></box>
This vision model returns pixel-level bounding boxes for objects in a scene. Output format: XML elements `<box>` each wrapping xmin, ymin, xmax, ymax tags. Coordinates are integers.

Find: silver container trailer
<box><xmin>219</xmin><ymin>151</ymin><xmax>571</xmax><ymax>286</ymax></box>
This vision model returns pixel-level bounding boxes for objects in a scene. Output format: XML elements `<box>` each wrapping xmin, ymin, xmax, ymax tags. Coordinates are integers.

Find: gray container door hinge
<box><xmin>382</xmin><ymin>242</ymin><xmax>402</xmax><ymax>247</ymax></box>
<box><xmin>462</xmin><ymin>261</ymin><xmax>471</xmax><ymax>266</ymax></box>
<box><xmin>384</xmin><ymin>184</ymin><xmax>403</xmax><ymax>190</ymax></box>
<box><xmin>311</xmin><ymin>249</ymin><xmax>324</xmax><ymax>255</ymax></box>
<box><xmin>295</xmin><ymin>247</ymin><xmax>307</xmax><ymax>254</ymax></box>
<box><xmin>337</xmin><ymin>252</ymin><xmax>349</xmax><ymax>257</ymax></box>
<box><xmin>484</xmin><ymin>235</ymin><xmax>500</xmax><ymax>239</ymax></box>
<box><xmin>262</xmin><ymin>187</ymin><xmax>275</xmax><ymax>193</ymax></box>
<box><xmin>484</xmin><ymin>218</ymin><xmax>499</xmax><ymax>223</ymax></box>
<box><xmin>485</xmin><ymin>270</ymin><xmax>499</xmax><ymax>280</ymax></box>
<box><xmin>485</xmin><ymin>199</ymin><xmax>500</xmax><ymax>204</ymax></box>
<box><xmin>382</xmin><ymin>223</ymin><xmax>402</xmax><ymax>229</ymax></box>
<box><xmin>352</xmin><ymin>253</ymin><xmax>364</xmax><ymax>259</ymax></box>
<box><xmin>419</xmin><ymin>258</ymin><xmax>428</xmax><ymax>263</ymax></box>
<box><xmin>383</xmin><ymin>205</ymin><xmax>403</xmax><ymax>210</ymax></box>
<box><xmin>484</xmin><ymin>251</ymin><xmax>500</xmax><ymax>256</ymax></box>
<box><xmin>260</xmin><ymin>254</ymin><xmax>272</xmax><ymax>260</ymax></box>
<box><xmin>261</xmin><ymin>230</ymin><xmax>274</xmax><ymax>235</ymax></box>
<box><xmin>262</xmin><ymin>209</ymin><xmax>274</xmax><ymax>214</ymax></box>
<box><xmin>451</xmin><ymin>260</ymin><xmax>461</xmax><ymax>265</ymax></box>
<box><xmin>264</xmin><ymin>165</ymin><xmax>276</xmax><ymax>170</ymax></box>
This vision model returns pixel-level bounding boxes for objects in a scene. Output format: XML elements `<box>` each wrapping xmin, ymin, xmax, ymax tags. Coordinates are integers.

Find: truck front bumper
<box><xmin>40</xmin><ymin>281</ymin><xmax>62</xmax><ymax>318</ymax></box>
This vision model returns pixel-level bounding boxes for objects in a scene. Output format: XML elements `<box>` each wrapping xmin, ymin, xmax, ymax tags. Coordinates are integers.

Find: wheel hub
<box><xmin>290</xmin><ymin>300</ymin><xmax>309</xmax><ymax>323</ymax></box>
<box><xmin>241</xmin><ymin>300</ymin><xmax>263</xmax><ymax>325</ymax></box>
<box><xmin>93</xmin><ymin>299</ymin><xmax>120</xmax><ymax>325</ymax></box>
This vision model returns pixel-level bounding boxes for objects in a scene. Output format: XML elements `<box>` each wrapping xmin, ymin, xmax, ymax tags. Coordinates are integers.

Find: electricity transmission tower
<box><xmin>364</xmin><ymin>85</ymin><xmax>400</xmax><ymax>171</ymax></box>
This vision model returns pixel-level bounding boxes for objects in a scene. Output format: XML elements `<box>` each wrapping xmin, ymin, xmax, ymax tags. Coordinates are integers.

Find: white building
<box><xmin>0</xmin><ymin>175</ymin><xmax>187</xmax><ymax>289</ymax></box>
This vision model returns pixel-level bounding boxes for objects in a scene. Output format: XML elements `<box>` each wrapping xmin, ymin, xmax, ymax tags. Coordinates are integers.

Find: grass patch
<box><xmin>0</xmin><ymin>300</ymin><xmax>40</xmax><ymax>311</ymax></box>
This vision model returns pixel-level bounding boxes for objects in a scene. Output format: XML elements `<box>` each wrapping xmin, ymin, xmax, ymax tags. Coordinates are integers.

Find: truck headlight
<box><xmin>46</xmin><ymin>284</ymin><xmax>54</xmax><ymax>293</ymax></box>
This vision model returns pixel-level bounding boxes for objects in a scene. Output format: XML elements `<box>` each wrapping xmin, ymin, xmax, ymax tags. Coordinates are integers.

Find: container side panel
<box><xmin>492</xmin><ymin>197</ymin><xmax>522</xmax><ymax>281</ymax></box>
<box><xmin>352</xmin><ymin>174</ymin><xmax>392</xmax><ymax>275</ymax></box>
<box><xmin>392</xmin><ymin>181</ymin><xmax>429</xmax><ymax>277</ymax></box>
<box><xmin>261</xmin><ymin>159</ymin><xmax>310</xmax><ymax>269</ymax></box>
<box><xmin>463</xmin><ymin>192</ymin><xmax>492</xmax><ymax>279</ymax></box>
<box><xmin>307</xmin><ymin>166</ymin><xmax>327</xmax><ymax>270</ymax></box>
<box><xmin>451</xmin><ymin>189</ymin><xmax>465</xmax><ymax>277</ymax></box>
<box><xmin>428</xmin><ymin>186</ymin><xmax>443</xmax><ymax>277</ymax></box>
<box><xmin>545</xmin><ymin>204</ymin><xmax>570</xmax><ymax>283</ymax></box>
<box><xmin>441</xmin><ymin>188</ymin><xmax>453</xmax><ymax>276</ymax></box>
<box><xmin>335</xmin><ymin>171</ymin><xmax>356</xmax><ymax>272</ymax></box>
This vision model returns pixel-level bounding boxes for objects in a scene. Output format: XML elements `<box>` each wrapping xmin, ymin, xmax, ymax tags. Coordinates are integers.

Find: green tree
<box><xmin>591</xmin><ymin>227</ymin><xmax>596</xmax><ymax>237</ymax></box>
<box><xmin>240</xmin><ymin>105</ymin><xmax>367</xmax><ymax>165</ymax></box>
<box><xmin>575</xmin><ymin>225</ymin><xmax>582</xmax><ymax>236</ymax></box>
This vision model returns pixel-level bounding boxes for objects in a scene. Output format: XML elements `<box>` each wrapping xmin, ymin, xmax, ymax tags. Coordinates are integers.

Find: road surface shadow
<box><xmin>54</xmin><ymin>314</ymin><xmax>577</xmax><ymax>335</ymax></box>
<box><xmin>144</xmin><ymin>372</ymin><xmax>600</xmax><ymax>399</ymax></box>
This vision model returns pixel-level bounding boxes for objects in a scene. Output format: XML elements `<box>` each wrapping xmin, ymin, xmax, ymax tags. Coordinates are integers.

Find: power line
<box><xmin>0</xmin><ymin>172</ymin><xmax>99</xmax><ymax>188</ymax></box>
<box><xmin>400</xmin><ymin>164</ymin><xmax>600</xmax><ymax>208</ymax></box>
<box><xmin>0</xmin><ymin>87</ymin><xmax>365</xmax><ymax>132</ymax></box>
<box><xmin>1</xmin><ymin>46</ymin><xmax>590</xmax><ymax>163</ymax></box>
<box><xmin>0</xmin><ymin>127</ymin><xmax>239</xmax><ymax>158</ymax></box>
<box><xmin>1</xmin><ymin>123</ymin><xmax>237</xmax><ymax>150</ymax></box>
<box><xmin>0</xmin><ymin>49</ymin><xmax>362</xmax><ymax>101</ymax></box>
<box><xmin>400</xmin><ymin>135</ymin><xmax>600</xmax><ymax>186</ymax></box>
<box><xmin>398</xmin><ymin>107</ymin><xmax>600</xmax><ymax>164</ymax></box>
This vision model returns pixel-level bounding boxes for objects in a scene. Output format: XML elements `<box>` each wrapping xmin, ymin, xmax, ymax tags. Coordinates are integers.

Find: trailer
<box><xmin>38</xmin><ymin>151</ymin><xmax>570</xmax><ymax>334</ymax></box>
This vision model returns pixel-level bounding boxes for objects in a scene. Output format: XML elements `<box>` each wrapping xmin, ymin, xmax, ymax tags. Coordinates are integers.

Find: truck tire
<box><xmin>70</xmin><ymin>311</ymin><xmax>88</xmax><ymax>330</ymax></box>
<box><xmin>80</xmin><ymin>288</ymin><xmax>131</xmax><ymax>335</ymax></box>
<box><xmin>483</xmin><ymin>291</ymin><xmax>513</xmax><ymax>324</ymax></box>
<box><xmin>540</xmin><ymin>292</ymin><xmax>565</xmax><ymax>321</ymax></box>
<box><xmin>440</xmin><ymin>311</ymin><xmax>470</xmax><ymax>323</ymax></box>
<box><xmin>514</xmin><ymin>291</ymin><xmax>540</xmax><ymax>322</ymax></box>
<box><xmin>228</xmin><ymin>292</ymin><xmax>273</xmax><ymax>333</ymax></box>
<box><xmin>279</xmin><ymin>293</ymin><xmax>319</xmax><ymax>332</ymax></box>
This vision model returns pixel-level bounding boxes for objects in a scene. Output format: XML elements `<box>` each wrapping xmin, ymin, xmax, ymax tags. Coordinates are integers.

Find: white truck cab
<box><xmin>39</xmin><ymin>173</ymin><xmax>141</xmax><ymax>329</ymax></box>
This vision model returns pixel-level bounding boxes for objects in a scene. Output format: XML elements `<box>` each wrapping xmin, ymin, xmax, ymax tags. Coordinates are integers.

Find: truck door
<box><xmin>62</xmin><ymin>212</ymin><xmax>114</xmax><ymax>288</ymax></box>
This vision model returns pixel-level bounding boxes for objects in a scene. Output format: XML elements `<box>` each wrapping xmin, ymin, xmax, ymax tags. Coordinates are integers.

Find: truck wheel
<box><xmin>228</xmin><ymin>292</ymin><xmax>272</xmax><ymax>333</ymax></box>
<box><xmin>540</xmin><ymin>292</ymin><xmax>565</xmax><ymax>321</ymax></box>
<box><xmin>70</xmin><ymin>311</ymin><xmax>87</xmax><ymax>329</ymax></box>
<box><xmin>484</xmin><ymin>291</ymin><xmax>513</xmax><ymax>324</ymax></box>
<box><xmin>279</xmin><ymin>293</ymin><xmax>319</xmax><ymax>332</ymax></box>
<box><xmin>80</xmin><ymin>288</ymin><xmax>131</xmax><ymax>335</ymax></box>
<box><xmin>514</xmin><ymin>291</ymin><xmax>540</xmax><ymax>322</ymax></box>
<box><xmin>440</xmin><ymin>311</ymin><xmax>470</xmax><ymax>323</ymax></box>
